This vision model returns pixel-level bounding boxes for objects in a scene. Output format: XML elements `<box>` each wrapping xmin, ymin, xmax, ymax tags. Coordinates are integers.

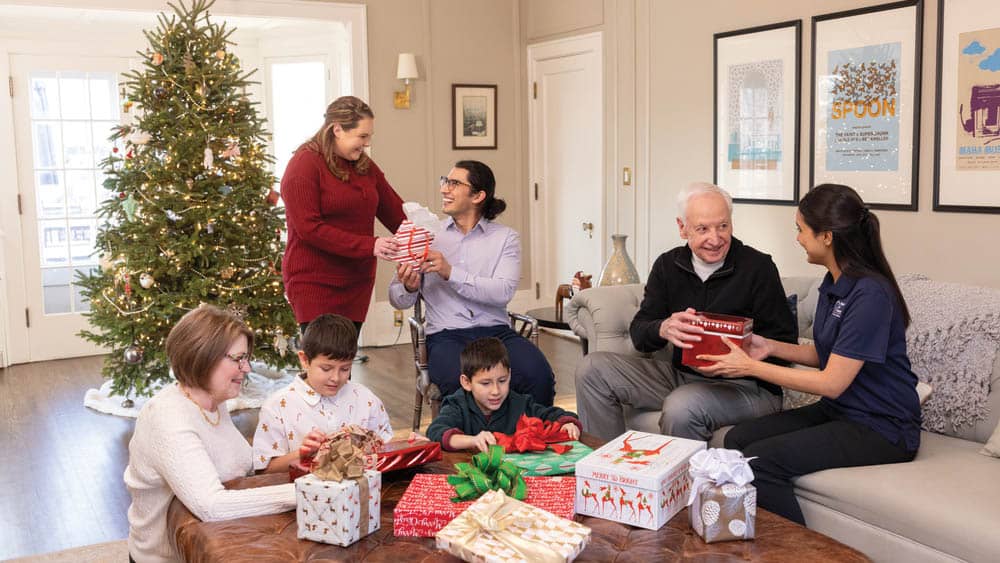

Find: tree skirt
<box><xmin>83</xmin><ymin>362</ymin><xmax>296</xmax><ymax>418</ymax></box>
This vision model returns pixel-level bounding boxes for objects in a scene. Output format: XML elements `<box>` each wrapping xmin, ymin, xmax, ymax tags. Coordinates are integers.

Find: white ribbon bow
<box><xmin>686</xmin><ymin>448</ymin><xmax>755</xmax><ymax>506</ymax></box>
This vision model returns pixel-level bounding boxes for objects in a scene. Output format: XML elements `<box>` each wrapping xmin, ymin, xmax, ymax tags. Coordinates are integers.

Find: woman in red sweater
<box><xmin>280</xmin><ymin>96</ymin><xmax>405</xmax><ymax>337</ymax></box>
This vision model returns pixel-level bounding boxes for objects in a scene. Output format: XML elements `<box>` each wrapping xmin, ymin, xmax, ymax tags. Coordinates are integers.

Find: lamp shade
<box><xmin>396</xmin><ymin>53</ymin><xmax>419</xmax><ymax>80</ymax></box>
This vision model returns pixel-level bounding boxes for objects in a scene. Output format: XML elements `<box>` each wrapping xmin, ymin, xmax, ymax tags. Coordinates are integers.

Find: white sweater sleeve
<box><xmin>149</xmin><ymin>407</ymin><xmax>294</xmax><ymax>522</ymax></box>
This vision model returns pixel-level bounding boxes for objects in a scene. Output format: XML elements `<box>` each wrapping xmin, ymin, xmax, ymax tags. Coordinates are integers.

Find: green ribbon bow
<box><xmin>447</xmin><ymin>444</ymin><xmax>527</xmax><ymax>502</ymax></box>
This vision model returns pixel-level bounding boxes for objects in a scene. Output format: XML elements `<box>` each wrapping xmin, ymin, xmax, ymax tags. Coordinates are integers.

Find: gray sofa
<box><xmin>566</xmin><ymin>277</ymin><xmax>1000</xmax><ymax>563</ymax></box>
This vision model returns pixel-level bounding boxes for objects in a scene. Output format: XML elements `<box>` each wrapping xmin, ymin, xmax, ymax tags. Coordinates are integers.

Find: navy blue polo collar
<box><xmin>819</xmin><ymin>271</ymin><xmax>859</xmax><ymax>299</ymax></box>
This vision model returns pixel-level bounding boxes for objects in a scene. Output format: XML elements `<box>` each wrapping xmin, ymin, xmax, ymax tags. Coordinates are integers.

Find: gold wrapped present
<box><xmin>435</xmin><ymin>489</ymin><xmax>591</xmax><ymax>563</ymax></box>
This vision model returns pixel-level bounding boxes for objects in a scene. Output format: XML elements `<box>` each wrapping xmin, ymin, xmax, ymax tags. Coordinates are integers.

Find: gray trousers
<box><xmin>575</xmin><ymin>351</ymin><xmax>782</xmax><ymax>441</ymax></box>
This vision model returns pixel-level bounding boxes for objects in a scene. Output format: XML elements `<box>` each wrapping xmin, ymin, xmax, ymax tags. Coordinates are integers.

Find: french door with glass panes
<box><xmin>9</xmin><ymin>54</ymin><xmax>132</xmax><ymax>362</ymax></box>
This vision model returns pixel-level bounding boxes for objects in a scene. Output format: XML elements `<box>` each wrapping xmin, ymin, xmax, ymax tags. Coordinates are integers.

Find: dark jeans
<box><xmin>724</xmin><ymin>400</ymin><xmax>916</xmax><ymax>525</ymax></box>
<box><xmin>427</xmin><ymin>325</ymin><xmax>556</xmax><ymax>406</ymax></box>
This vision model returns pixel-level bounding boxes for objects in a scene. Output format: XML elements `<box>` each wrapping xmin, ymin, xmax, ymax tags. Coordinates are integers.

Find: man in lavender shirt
<box><xmin>389</xmin><ymin>160</ymin><xmax>555</xmax><ymax>405</ymax></box>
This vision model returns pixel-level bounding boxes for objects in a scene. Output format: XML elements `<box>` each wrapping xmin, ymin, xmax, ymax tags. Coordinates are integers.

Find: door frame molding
<box><xmin>526</xmin><ymin>31</ymin><xmax>604</xmax><ymax>305</ymax></box>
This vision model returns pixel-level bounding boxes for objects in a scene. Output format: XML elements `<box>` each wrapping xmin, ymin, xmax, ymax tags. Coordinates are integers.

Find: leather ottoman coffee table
<box><xmin>167</xmin><ymin>435</ymin><xmax>870</xmax><ymax>562</ymax></box>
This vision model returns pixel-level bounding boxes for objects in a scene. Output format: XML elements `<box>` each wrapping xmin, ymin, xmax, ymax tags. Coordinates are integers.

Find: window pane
<box><xmin>88</xmin><ymin>74</ymin><xmax>118</xmax><ymax>120</ymax></box>
<box><xmin>92</xmin><ymin>121</ymin><xmax>118</xmax><ymax>167</ymax></box>
<box><xmin>29</xmin><ymin>74</ymin><xmax>60</xmax><ymax>119</ymax></box>
<box><xmin>62</xmin><ymin>121</ymin><xmax>94</xmax><ymax>168</ymax></box>
<box><xmin>36</xmin><ymin>170</ymin><xmax>65</xmax><ymax>219</ymax></box>
<box><xmin>39</xmin><ymin>219</ymin><xmax>69</xmax><ymax>267</ymax></box>
<box><xmin>32</xmin><ymin>122</ymin><xmax>62</xmax><ymax>169</ymax></box>
<box><xmin>59</xmin><ymin>73</ymin><xmax>91</xmax><ymax>119</ymax></box>
<box><xmin>269</xmin><ymin>61</ymin><xmax>326</xmax><ymax>185</ymax></box>
<box><xmin>42</xmin><ymin>267</ymin><xmax>73</xmax><ymax>314</ymax></box>
<box><xmin>65</xmin><ymin>170</ymin><xmax>96</xmax><ymax>218</ymax></box>
<box><xmin>68</xmin><ymin>219</ymin><xmax>97</xmax><ymax>265</ymax></box>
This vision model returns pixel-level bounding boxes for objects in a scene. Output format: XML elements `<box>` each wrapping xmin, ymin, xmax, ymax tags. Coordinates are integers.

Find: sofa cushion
<box><xmin>981</xmin><ymin>420</ymin><xmax>1000</xmax><ymax>458</ymax></box>
<box><xmin>794</xmin><ymin>431</ymin><xmax>1000</xmax><ymax>563</ymax></box>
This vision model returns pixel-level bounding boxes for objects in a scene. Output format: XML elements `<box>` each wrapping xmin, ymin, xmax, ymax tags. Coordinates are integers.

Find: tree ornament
<box><xmin>266</xmin><ymin>189</ymin><xmax>280</xmax><ymax>206</ymax></box>
<box><xmin>112</xmin><ymin>146</ymin><xmax>120</xmax><ymax>154</ymax></box>
<box><xmin>206</xmin><ymin>220</ymin><xmax>215</xmax><ymax>234</ymax></box>
<box><xmin>128</xmin><ymin>130</ymin><xmax>152</xmax><ymax>145</ymax></box>
<box><xmin>123</xmin><ymin>100</ymin><xmax>134</xmax><ymax>113</ymax></box>
<box><xmin>123</xmin><ymin>273</ymin><xmax>133</xmax><ymax>298</ymax></box>
<box><xmin>165</xmin><ymin>209</ymin><xmax>180</xmax><ymax>222</ymax></box>
<box><xmin>183</xmin><ymin>52</ymin><xmax>196</xmax><ymax>73</ymax></box>
<box><xmin>139</xmin><ymin>273</ymin><xmax>155</xmax><ymax>289</ymax></box>
<box><xmin>123</xmin><ymin>345</ymin><xmax>145</xmax><ymax>365</ymax></box>
<box><xmin>215</xmin><ymin>49</ymin><xmax>226</xmax><ymax>60</ymax></box>
<box><xmin>218</xmin><ymin>185</ymin><xmax>232</xmax><ymax>195</ymax></box>
<box><xmin>221</xmin><ymin>141</ymin><xmax>240</xmax><ymax>159</ymax></box>
<box><xmin>203</xmin><ymin>146</ymin><xmax>214</xmax><ymax>169</ymax></box>
<box><xmin>220</xmin><ymin>266</ymin><xmax>236</xmax><ymax>280</ymax></box>
<box><xmin>274</xmin><ymin>332</ymin><xmax>289</xmax><ymax>357</ymax></box>
<box><xmin>154</xmin><ymin>86</ymin><xmax>167</xmax><ymax>99</ymax></box>
<box><xmin>186</xmin><ymin>178</ymin><xmax>194</xmax><ymax>189</ymax></box>
<box><xmin>151</xmin><ymin>52</ymin><xmax>164</xmax><ymax>65</ymax></box>
<box><xmin>122</xmin><ymin>194</ymin><xmax>138</xmax><ymax>221</ymax></box>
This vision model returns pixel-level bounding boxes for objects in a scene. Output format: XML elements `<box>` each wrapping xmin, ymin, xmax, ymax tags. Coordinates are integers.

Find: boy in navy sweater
<box><xmin>426</xmin><ymin>337</ymin><xmax>581</xmax><ymax>451</ymax></box>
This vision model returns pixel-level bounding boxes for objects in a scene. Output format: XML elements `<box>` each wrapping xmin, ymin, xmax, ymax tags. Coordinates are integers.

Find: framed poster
<box><xmin>714</xmin><ymin>20</ymin><xmax>802</xmax><ymax>205</ymax></box>
<box><xmin>933</xmin><ymin>0</ymin><xmax>1000</xmax><ymax>213</ymax></box>
<box><xmin>811</xmin><ymin>0</ymin><xmax>923</xmax><ymax>210</ymax></box>
<box><xmin>451</xmin><ymin>84</ymin><xmax>497</xmax><ymax>149</ymax></box>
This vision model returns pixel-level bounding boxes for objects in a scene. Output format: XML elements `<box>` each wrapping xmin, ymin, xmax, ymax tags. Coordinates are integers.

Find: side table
<box><xmin>526</xmin><ymin>306</ymin><xmax>589</xmax><ymax>354</ymax></box>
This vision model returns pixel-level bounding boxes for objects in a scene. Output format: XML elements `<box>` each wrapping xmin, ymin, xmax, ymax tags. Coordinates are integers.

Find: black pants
<box><xmin>723</xmin><ymin>401</ymin><xmax>916</xmax><ymax>525</ymax></box>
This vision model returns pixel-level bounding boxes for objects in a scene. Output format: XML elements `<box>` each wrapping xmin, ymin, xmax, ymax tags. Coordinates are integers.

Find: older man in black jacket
<box><xmin>575</xmin><ymin>183</ymin><xmax>797</xmax><ymax>441</ymax></box>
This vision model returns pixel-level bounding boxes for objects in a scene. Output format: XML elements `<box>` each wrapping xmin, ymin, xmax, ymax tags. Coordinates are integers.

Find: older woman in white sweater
<box><xmin>124</xmin><ymin>305</ymin><xmax>295</xmax><ymax>563</ymax></box>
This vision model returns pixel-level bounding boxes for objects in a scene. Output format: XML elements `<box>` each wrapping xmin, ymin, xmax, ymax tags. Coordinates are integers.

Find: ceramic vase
<box><xmin>598</xmin><ymin>234</ymin><xmax>640</xmax><ymax>286</ymax></box>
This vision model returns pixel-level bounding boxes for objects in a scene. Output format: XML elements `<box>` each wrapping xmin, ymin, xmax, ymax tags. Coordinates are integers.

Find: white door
<box><xmin>528</xmin><ymin>34</ymin><xmax>603</xmax><ymax>305</ymax></box>
<box><xmin>9</xmin><ymin>54</ymin><xmax>131</xmax><ymax>362</ymax></box>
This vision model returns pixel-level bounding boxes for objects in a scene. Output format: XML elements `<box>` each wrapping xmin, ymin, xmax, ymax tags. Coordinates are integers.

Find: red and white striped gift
<box><xmin>390</xmin><ymin>220</ymin><xmax>434</xmax><ymax>267</ymax></box>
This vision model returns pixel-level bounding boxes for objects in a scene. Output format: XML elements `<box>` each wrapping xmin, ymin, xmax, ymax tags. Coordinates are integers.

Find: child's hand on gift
<box><xmin>374</xmin><ymin>236</ymin><xmax>400</xmax><ymax>261</ymax></box>
<box><xmin>299</xmin><ymin>429</ymin><xmax>327</xmax><ymax>457</ymax></box>
<box><xmin>471</xmin><ymin>430</ymin><xmax>497</xmax><ymax>452</ymax></box>
<box><xmin>421</xmin><ymin>250</ymin><xmax>452</xmax><ymax>280</ymax></box>
<box><xmin>407</xmin><ymin>431</ymin><xmax>429</xmax><ymax>443</ymax></box>
<box><xmin>396</xmin><ymin>263</ymin><xmax>421</xmax><ymax>293</ymax></box>
<box><xmin>562</xmin><ymin>422</ymin><xmax>580</xmax><ymax>440</ymax></box>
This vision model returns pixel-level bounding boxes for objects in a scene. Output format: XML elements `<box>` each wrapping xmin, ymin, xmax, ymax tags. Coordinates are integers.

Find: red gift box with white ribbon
<box><xmin>681</xmin><ymin>312</ymin><xmax>754</xmax><ymax>368</ymax></box>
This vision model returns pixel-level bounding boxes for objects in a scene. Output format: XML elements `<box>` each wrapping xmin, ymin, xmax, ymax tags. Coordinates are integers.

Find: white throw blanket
<box><xmin>83</xmin><ymin>362</ymin><xmax>296</xmax><ymax>418</ymax></box>
<box><xmin>901</xmin><ymin>274</ymin><xmax>1000</xmax><ymax>433</ymax></box>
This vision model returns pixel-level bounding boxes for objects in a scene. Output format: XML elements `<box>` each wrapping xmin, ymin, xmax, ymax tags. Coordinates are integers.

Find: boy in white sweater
<box><xmin>253</xmin><ymin>314</ymin><xmax>393</xmax><ymax>473</ymax></box>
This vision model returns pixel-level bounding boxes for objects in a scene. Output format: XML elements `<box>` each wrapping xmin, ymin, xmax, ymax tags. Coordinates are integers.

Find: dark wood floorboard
<box><xmin>0</xmin><ymin>332</ymin><xmax>583</xmax><ymax>559</ymax></box>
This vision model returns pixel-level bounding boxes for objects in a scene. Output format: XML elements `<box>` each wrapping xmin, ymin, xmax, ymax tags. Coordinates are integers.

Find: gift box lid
<box><xmin>576</xmin><ymin>431</ymin><xmax>706</xmax><ymax>490</ymax></box>
<box><xmin>691</xmin><ymin>312</ymin><xmax>753</xmax><ymax>336</ymax></box>
<box><xmin>376</xmin><ymin>440</ymin><xmax>442</xmax><ymax>472</ymax></box>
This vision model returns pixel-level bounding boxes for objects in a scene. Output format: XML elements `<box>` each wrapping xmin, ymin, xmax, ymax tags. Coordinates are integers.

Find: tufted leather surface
<box><xmin>167</xmin><ymin>435</ymin><xmax>869</xmax><ymax>562</ymax></box>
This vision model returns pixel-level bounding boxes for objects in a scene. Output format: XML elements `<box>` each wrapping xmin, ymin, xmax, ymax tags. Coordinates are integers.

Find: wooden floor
<box><xmin>0</xmin><ymin>332</ymin><xmax>584</xmax><ymax>559</ymax></box>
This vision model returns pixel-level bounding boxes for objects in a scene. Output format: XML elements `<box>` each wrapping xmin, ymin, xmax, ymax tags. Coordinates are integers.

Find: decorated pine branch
<box><xmin>77</xmin><ymin>0</ymin><xmax>297</xmax><ymax>399</ymax></box>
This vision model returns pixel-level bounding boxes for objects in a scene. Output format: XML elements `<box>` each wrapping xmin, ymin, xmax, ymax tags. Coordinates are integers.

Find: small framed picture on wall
<box><xmin>714</xmin><ymin>20</ymin><xmax>802</xmax><ymax>205</ymax></box>
<box><xmin>452</xmin><ymin>84</ymin><xmax>497</xmax><ymax>150</ymax></box>
<box><xmin>811</xmin><ymin>0</ymin><xmax>924</xmax><ymax>211</ymax></box>
<box><xmin>933</xmin><ymin>0</ymin><xmax>1000</xmax><ymax>213</ymax></box>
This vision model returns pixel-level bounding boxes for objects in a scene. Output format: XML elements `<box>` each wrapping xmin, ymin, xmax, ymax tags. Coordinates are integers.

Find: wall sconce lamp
<box><xmin>394</xmin><ymin>53</ymin><xmax>419</xmax><ymax>109</ymax></box>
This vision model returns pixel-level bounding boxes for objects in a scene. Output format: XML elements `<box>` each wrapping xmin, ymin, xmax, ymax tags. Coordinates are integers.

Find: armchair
<box><xmin>408</xmin><ymin>297</ymin><xmax>540</xmax><ymax>431</ymax></box>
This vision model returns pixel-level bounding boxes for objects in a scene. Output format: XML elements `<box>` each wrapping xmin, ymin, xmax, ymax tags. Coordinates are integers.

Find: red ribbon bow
<box><xmin>493</xmin><ymin>415</ymin><xmax>573</xmax><ymax>454</ymax></box>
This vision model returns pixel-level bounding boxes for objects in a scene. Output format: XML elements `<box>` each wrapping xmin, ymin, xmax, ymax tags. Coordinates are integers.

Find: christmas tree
<box><xmin>78</xmin><ymin>0</ymin><xmax>298</xmax><ymax>399</ymax></box>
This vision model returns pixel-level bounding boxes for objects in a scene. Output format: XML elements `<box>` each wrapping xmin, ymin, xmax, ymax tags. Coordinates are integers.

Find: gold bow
<box><xmin>311</xmin><ymin>426</ymin><xmax>383</xmax><ymax>536</ymax></box>
<box><xmin>450</xmin><ymin>490</ymin><xmax>565</xmax><ymax>563</ymax></box>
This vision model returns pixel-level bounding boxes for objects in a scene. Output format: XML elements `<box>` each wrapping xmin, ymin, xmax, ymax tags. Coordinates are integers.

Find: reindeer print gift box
<box><xmin>575</xmin><ymin>432</ymin><xmax>705</xmax><ymax>530</ymax></box>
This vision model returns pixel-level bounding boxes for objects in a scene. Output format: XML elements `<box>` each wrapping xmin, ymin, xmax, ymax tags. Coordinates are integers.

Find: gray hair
<box><xmin>676</xmin><ymin>182</ymin><xmax>733</xmax><ymax>220</ymax></box>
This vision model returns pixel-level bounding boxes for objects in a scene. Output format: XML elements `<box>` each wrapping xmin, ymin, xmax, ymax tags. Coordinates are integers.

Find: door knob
<box><xmin>582</xmin><ymin>222</ymin><xmax>594</xmax><ymax>239</ymax></box>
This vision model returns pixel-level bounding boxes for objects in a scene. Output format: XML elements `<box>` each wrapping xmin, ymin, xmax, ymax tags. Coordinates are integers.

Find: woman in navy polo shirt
<box><xmin>698</xmin><ymin>183</ymin><xmax>921</xmax><ymax>525</ymax></box>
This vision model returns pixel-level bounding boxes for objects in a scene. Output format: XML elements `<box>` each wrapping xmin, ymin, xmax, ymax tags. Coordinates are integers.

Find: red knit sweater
<box><xmin>280</xmin><ymin>148</ymin><xmax>405</xmax><ymax>323</ymax></box>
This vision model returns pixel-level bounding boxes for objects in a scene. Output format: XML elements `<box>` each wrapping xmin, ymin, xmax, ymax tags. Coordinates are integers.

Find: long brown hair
<box><xmin>799</xmin><ymin>184</ymin><xmax>911</xmax><ymax>327</ymax></box>
<box><xmin>300</xmin><ymin>96</ymin><xmax>374</xmax><ymax>181</ymax></box>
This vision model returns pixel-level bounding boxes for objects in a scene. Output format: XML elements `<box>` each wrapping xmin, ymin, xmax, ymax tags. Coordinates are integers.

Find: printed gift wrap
<box><xmin>389</xmin><ymin>202</ymin><xmax>440</xmax><ymax>267</ymax></box>
<box><xmin>575</xmin><ymin>431</ymin><xmax>706</xmax><ymax>530</ymax></box>
<box><xmin>504</xmin><ymin>441</ymin><xmax>593</xmax><ymax>476</ymax></box>
<box><xmin>290</xmin><ymin>438</ymin><xmax>442</xmax><ymax>480</ymax></box>
<box><xmin>294</xmin><ymin>426</ymin><xmax>382</xmax><ymax>546</ymax></box>
<box><xmin>681</xmin><ymin>312</ymin><xmax>754</xmax><ymax>368</ymax></box>
<box><xmin>393</xmin><ymin>473</ymin><xmax>576</xmax><ymax>537</ymax></box>
<box><xmin>687</xmin><ymin>448</ymin><xmax>756</xmax><ymax>543</ymax></box>
<box><xmin>435</xmin><ymin>489</ymin><xmax>591</xmax><ymax>563</ymax></box>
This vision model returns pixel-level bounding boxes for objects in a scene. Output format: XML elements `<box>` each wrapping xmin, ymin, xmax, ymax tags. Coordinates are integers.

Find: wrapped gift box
<box><xmin>394</xmin><ymin>473</ymin><xmax>576</xmax><ymax>537</ymax></box>
<box><xmin>504</xmin><ymin>441</ymin><xmax>594</xmax><ymax>476</ymax></box>
<box><xmin>435</xmin><ymin>489</ymin><xmax>591</xmax><ymax>563</ymax></box>
<box><xmin>295</xmin><ymin>470</ymin><xmax>381</xmax><ymax>546</ymax></box>
<box><xmin>690</xmin><ymin>482</ymin><xmax>756</xmax><ymax>543</ymax></box>
<box><xmin>681</xmin><ymin>312</ymin><xmax>754</xmax><ymax>368</ymax></box>
<box><xmin>389</xmin><ymin>220</ymin><xmax>434</xmax><ymax>267</ymax></box>
<box><xmin>290</xmin><ymin>440</ymin><xmax>442</xmax><ymax>481</ymax></box>
<box><xmin>575</xmin><ymin>431</ymin><xmax>705</xmax><ymax>530</ymax></box>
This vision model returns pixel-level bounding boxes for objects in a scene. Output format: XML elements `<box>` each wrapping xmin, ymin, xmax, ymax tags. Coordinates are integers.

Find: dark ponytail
<box><xmin>455</xmin><ymin>160</ymin><xmax>506</xmax><ymax>220</ymax></box>
<box><xmin>799</xmin><ymin>184</ymin><xmax>910</xmax><ymax>327</ymax></box>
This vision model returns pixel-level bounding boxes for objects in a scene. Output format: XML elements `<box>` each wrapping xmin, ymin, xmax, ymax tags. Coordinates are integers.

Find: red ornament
<box><xmin>112</xmin><ymin>147</ymin><xmax>119</xmax><ymax>153</ymax></box>
<box><xmin>118</xmin><ymin>192</ymin><xmax>126</xmax><ymax>199</ymax></box>
<box><xmin>126</xmin><ymin>150</ymin><xmax>133</xmax><ymax>159</ymax></box>
<box><xmin>266</xmin><ymin>189</ymin><xmax>280</xmax><ymax>206</ymax></box>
